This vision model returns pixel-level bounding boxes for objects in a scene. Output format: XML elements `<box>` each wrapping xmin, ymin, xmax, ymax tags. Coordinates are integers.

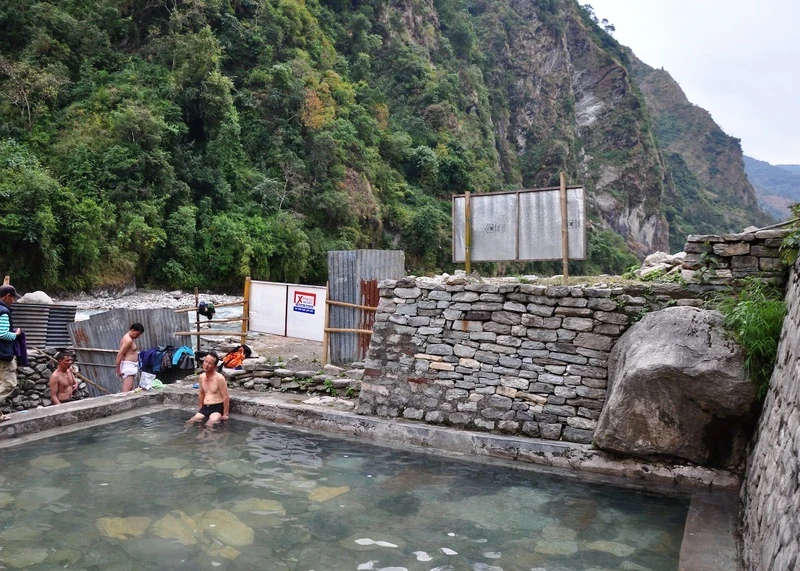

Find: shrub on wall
<box><xmin>713</xmin><ymin>277</ymin><xmax>786</xmax><ymax>398</ymax></box>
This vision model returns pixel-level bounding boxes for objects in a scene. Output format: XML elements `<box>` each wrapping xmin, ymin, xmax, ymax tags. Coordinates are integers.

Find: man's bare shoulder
<box><xmin>50</xmin><ymin>369</ymin><xmax>66</xmax><ymax>380</ymax></box>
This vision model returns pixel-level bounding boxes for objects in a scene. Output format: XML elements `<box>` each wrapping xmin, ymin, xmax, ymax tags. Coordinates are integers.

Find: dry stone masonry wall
<box><xmin>0</xmin><ymin>350</ymin><xmax>90</xmax><ymax>413</ymax></box>
<box><xmin>357</xmin><ymin>276</ymin><xmax>704</xmax><ymax>443</ymax></box>
<box><xmin>740</xmin><ymin>264</ymin><xmax>800</xmax><ymax>570</ymax></box>
<box><xmin>681</xmin><ymin>229</ymin><xmax>788</xmax><ymax>288</ymax></box>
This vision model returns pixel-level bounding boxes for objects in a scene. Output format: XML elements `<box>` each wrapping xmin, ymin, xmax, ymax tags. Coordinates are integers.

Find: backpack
<box><xmin>176</xmin><ymin>353</ymin><xmax>196</xmax><ymax>370</ymax></box>
<box><xmin>220</xmin><ymin>345</ymin><xmax>251</xmax><ymax>370</ymax></box>
<box><xmin>198</xmin><ymin>301</ymin><xmax>216</xmax><ymax>320</ymax></box>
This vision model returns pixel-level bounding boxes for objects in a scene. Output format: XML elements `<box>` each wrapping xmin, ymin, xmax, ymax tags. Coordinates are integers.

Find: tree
<box><xmin>0</xmin><ymin>57</ymin><xmax>69</xmax><ymax>130</ymax></box>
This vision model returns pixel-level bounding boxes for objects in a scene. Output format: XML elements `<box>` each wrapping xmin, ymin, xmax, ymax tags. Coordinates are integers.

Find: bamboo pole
<box><xmin>323</xmin><ymin>327</ymin><xmax>373</xmax><ymax>335</ymax></box>
<box><xmin>559</xmin><ymin>172</ymin><xmax>569</xmax><ymax>280</ymax></box>
<box><xmin>326</xmin><ymin>299</ymin><xmax>377</xmax><ymax>311</ymax></box>
<box><xmin>175</xmin><ymin>331</ymin><xmax>245</xmax><ymax>336</ymax></box>
<box><xmin>194</xmin><ymin>287</ymin><xmax>200</xmax><ymax>353</ymax></box>
<box><xmin>32</xmin><ymin>347</ymin><xmax>112</xmax><ymax>395</ymax></box>
<box><xmin>174</xmin><ymin>299</ymin><xmax>244</xmax><ymax>313</ymax></box>
<box><xmin>322</xmin><ymin>282</ymin><xmax>330</xmax><ymax>366</ymax></box>
<box><xmin>465</xmin><ymin>191</ymin><xmax>472</xmax><ymax>274</ymax></box>
<box><xmin>200</xmin><ymin>317</ymin><xmax>248</xmax><ymax>324</ymax></box>
<box><xmin>241</xmin><ymin>276</ymin><xmax>251</xmax><ymax>347</ymax></box>
<box><xmin>70</xmin><ymin>347</ymin><xmax>118</xmax><ymax>353</ymax></box>
<box><xmin>209</xmin><ymin>300</ymin><xmax>245</xmax><ymax>309</ymax></box>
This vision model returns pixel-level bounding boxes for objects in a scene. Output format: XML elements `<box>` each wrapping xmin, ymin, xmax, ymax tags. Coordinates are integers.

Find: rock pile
<box><xmin>189</xmin><ymin>337</ymin><xmax>364</xmax><ymax>399</ymax></box>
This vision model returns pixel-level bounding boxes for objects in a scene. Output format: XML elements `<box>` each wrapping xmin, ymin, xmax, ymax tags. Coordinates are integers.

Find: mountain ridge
<box><xmin>744</xmin><ymin>156</ymin><xmax>800</xmax><ymax>221</ymax></box>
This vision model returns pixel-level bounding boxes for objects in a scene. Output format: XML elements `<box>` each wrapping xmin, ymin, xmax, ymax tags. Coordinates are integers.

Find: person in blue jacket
<box><xmin>0</xmin><ymin>284</ymin><xmax>22</xmax><ymax>421</ymax></box>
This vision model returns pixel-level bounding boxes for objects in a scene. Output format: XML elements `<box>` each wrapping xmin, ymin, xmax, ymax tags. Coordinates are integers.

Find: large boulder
<box><xmin>594</xmin><ymin>306</ymin><xmax>757</xmax><ymax>468</ymax></box>
<box><xmin>18</xmin><ymin>291</ymin><xmax>53</xmax><ymax>304</ymax></box>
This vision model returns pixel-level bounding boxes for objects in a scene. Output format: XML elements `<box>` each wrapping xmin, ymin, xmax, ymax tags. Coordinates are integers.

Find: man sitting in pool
<box><xmin>186</xmin><ymin>352</ymin><xmax>230</xmax><ymax>426</ymax></box>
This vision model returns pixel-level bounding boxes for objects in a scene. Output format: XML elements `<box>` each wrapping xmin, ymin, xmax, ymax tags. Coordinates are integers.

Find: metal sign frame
<box><xmin>452</xmin><ymin>185</ymin><xmax>587</xmax><ymax>263</ymax></box>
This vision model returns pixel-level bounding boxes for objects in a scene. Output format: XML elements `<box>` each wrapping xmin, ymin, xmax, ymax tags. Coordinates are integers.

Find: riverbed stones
<box><xmin>594</xmin><ymin>306</ymin><xmax>757</xmax><ymax>468</ymax></box>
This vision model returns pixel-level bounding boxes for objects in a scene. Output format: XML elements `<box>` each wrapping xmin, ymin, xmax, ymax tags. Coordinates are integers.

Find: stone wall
<box><xmin>681</xmin><ymin>229</ymin><xmax>788</xmax><ymax>288</ymax></box>
<box><xmin>358</xmin><ymin>230</ymin><xmax>791</xmax><ymax>445</ymax></box>
<box><xmin>0</xmin><ymin>350</ymin><xmax>90</xmax><ymax>413</ymax></box>
<box><xmin>740</xmin><ymin>265</ymin><xmax>800</xmax><ymax>569</ymax></box>
<box><xmin>357</xmin><ymin>276</ymin><xmax>705</xmax><ymax>443</ymax></box>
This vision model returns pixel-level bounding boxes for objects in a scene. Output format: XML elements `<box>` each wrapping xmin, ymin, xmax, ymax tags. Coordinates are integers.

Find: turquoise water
<box><xmin>0</xmin><ymin>410</ymin><xmax>687</xmax><ymax>570</ymax></box>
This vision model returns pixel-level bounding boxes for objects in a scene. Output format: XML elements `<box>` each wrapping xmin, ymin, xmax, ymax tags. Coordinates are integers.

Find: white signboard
<box><xmin>287</xmin><ymin>285</ymin><xmax>326</xmax><ymax>342</ymax></box>
<box><xmin>249</xmin><ymin>281</ymin><xmax>288</xmax><ymax>336</ymax></box>
<box><xmin>249</xmin><ymin>281</ymin><xmax>326</xmax><ymax>341</ymax></box>
<box><xmin>452</xmin><ymin>192</ymin><xmax>518</xmax><ymax>262</ymax></box>
<box><xmin>453</xmin><ymin>186</ymin><xmax>586</xmax><ymax>263</ymax></box>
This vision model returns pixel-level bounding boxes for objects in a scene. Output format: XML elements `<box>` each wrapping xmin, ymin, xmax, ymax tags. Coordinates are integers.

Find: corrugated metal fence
<box><xmin>68</xmin><ymin>308</ymin><xmax>190</xmax><ymax>396</ymax></box>
<box><xmin>10</xmin><ymin>303</ymin><xmax>77</xmax><ymax>348</ymax></box>
<box><xmin>327</xmin><ymin>250</ymin><xmax>405</xmax><ymax>364</ymax></box>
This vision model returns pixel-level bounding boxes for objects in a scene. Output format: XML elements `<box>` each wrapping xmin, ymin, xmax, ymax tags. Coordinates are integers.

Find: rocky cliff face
<box><xmin>469</xmin><ymin>0</ymin><xmax>670</xmax><ymax>256</ymax></box>
<box><xmin>628</xmin><ymin>54</ymin><xmax>773</xmax><ymax>250</ymax></box>
<box><xmin>367</xmin><ymin>0</ymin><xmax>670</xmax><ymax>257</ymax></box>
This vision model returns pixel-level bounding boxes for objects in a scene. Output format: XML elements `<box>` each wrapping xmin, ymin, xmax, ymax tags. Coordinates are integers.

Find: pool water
<box><xmin>0</xmin><ymin>410</ymin><xmax>687</xmax><ymax>570</ymax></box>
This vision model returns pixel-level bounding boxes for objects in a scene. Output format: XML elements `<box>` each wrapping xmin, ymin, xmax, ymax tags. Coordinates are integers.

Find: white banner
<box><xmin>249</xmin><ymin>280</ymin><xmax>326</xmax><ymax>342</ymax></box>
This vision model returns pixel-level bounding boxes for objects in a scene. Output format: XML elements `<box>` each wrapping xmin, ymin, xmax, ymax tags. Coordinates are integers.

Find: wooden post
<box><xmin>560</xmin><ymin>172</ymin><xmax>569</xmax><ymax>280</ymax></box>
<box><xmin>241</xmin><ymin>276</ymin><xmax>251</xmax><ymax>347</ymax></box>
<box><xmin>465</xmin><ymin>191</ymin><xmax>472</xmax><ymax>274</ymax></box>
<box><xmin>194</xmin><ymin>287</ymin><xmax>200</xmax><ymax>353</ymax></box>
<box><xmin>322</xmin><ymin>282</ymin><xmax>330</xmax><ymax>366</ymax></box>
<box><xmin>3</xmin><ymin>276</ymin><xmax>8</xmax><ymax>285</ymax></box>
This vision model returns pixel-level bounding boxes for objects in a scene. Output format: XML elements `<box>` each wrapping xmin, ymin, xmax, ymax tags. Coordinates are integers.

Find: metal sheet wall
<box><xmin>68</xmin><ymin>308</ymin><xmax>190</xmax><ymax>396</ymax></box>
<box><xmin>452</xmin><ymin>186</ymin><xmax>587</xmax><ymax>262</ymax></box>
<box><xmin>9</xmin><ymin>303</ymin><xmax>78</xmax><ymax>349</ymax></box>
<box><xmin>327</xmin><ymin>250</ymin><xmax>405</xmax><ymax>364</ymax></box>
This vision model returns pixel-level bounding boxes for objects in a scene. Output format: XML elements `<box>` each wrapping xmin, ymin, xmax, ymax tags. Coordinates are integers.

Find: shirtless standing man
<box><xmin>187</xmin><ymin>352</ymin><xmax>230</xmax><ymax>426</ymax></box>
<box><xmin>49</xmin><ymin>352</ymin><xmax>78</xmax><ymax>405</ymax></box>
<box><xmin>115</xmin><ymin>323</ymin><xmax>144</xmax><ymax>392</ymax></box>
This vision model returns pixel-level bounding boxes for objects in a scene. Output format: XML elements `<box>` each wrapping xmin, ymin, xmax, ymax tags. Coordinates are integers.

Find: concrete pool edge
<box><xmin>0</xmin><ymin>387</ymin><xmax>741</xmax><ymax>491</ymax></box>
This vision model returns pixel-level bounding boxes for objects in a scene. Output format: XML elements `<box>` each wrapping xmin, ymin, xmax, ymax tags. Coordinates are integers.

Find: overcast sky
<box><xmin>588</xmin><ymin>0</ymin><xmax>800</xmax><ymax>166</ymax></box>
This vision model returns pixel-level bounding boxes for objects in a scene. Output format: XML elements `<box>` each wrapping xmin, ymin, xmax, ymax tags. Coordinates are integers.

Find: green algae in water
<box><xmin>0</xmin><ymin>410</ymin><xmax>687</xmax><ymax>570</ymax></box>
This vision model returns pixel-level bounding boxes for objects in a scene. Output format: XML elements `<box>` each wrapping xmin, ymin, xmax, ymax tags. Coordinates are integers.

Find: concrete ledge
<box><xmin>165</xmin><ymin>386</ymin><xmax>740</xmax><ymax>491</ymax></box>
<box><xmin>680</xmin><ymin>491</ymin><xmax>741</xmax><ymax>571</ymax></box>
<box><xmin>0</xmin><ymin>391</ymin><xmax>165</xmax><ymax>441</ymax></box>
<box><xmin>0</xmin><ymin>386</ymin><xmax>741</xmax><ymax>491</ymax></box>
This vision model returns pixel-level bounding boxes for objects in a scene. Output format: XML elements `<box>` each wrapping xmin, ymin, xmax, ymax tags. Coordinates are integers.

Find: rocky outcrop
<box><xmin>594</xmin><ymin>306</ymin><xmax>757</xmax><ymax>468</ymax></box>
<box><xmin>467</xmin><ymin>1</ymin><xmax>669</xmax><ymax>255</ymax></box>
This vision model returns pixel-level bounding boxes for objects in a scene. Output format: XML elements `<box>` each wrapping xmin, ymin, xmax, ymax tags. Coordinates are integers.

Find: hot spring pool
<box><xmin>0</xmin><ymin>409</ymin><xmax>687</xmax><ymax>570</ymax></box>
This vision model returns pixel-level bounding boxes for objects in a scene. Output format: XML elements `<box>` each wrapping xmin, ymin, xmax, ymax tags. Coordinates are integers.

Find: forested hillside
<box><xmin>0</xmin><ymin>0</ymin><xmax>767</xmax><ymax>292</ymax></box>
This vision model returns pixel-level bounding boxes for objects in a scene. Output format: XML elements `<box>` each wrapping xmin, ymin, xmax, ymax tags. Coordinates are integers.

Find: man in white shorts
<box><xmin>115</xmin><ymin>323</ymin><xmax>144</xmax><ymax>392</ymax></box>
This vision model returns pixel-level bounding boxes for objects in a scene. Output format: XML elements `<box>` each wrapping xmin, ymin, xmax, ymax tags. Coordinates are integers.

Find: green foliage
<box><xmin>780</xmin><ymin>203</ymin><xmax>800</xmax><ymax>265</ymax></box>
<box><xmin>0</xmin><ymin>0</ymin><xmax>757</xmax><ymax>293</ymax></box>
<box><xmin>713</xmin><ymin>278</ymin><xmax>786</xmax><ymax>399</ymax></box>
<box><xmin>585</xmin><ymin>227</ymin><xmax>640</xmax><ymax>275</ymax></box>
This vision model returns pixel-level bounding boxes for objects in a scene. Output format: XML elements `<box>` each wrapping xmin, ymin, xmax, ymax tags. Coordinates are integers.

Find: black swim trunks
<box><xmin>198</xmin><ymin>403</ymin><xmax>224</xmax><ymax>418</ymax></box>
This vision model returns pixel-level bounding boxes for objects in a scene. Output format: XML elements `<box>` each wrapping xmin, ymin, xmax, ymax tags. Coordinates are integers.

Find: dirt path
<box><xmin>247</xmin><ymin>332</ymin><xmax>324</xmax><ymax>370</ymax></box>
